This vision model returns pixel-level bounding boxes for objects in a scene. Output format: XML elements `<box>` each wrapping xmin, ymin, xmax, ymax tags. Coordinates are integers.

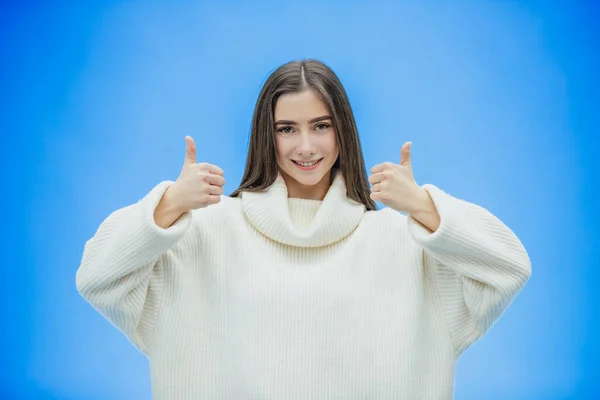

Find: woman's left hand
<box><xmin>369</xmin><ymin>141</ymin><xmax>428</xmax><ymax>214</ymax></box>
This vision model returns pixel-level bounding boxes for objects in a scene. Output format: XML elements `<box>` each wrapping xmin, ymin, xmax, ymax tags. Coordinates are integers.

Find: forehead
<box><xmin>274</xmin><ymin>90</ymin><xmax>329</xmax><ymax>119</ymax></box>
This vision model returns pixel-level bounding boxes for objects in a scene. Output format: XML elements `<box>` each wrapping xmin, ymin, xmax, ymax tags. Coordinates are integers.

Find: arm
<box><xmin>407</xmin><ymin>184</ymin><xmax>532</xmax><ymax>354</ymax></box>
<box><xmin>75</xmin><ymin>181</ymin><xmax>192</xmax><ymax>354</ymax></box>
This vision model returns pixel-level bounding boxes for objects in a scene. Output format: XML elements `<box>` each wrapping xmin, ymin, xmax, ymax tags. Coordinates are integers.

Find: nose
<box><xmin>297</xmin><ymin>132</ymin><xmax>317</xmax><ymax>156</ymax></box>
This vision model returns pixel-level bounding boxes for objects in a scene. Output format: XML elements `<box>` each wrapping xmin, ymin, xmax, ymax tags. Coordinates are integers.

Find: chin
<box><xmin>291</xmin><ymin>174</ymin><xmax>326</xmax><ymax>187</ymax></box>
<box><xmin>281</xmin><ymin>161</ymin><xmax>332</xmax><ymax>187</ymax></box>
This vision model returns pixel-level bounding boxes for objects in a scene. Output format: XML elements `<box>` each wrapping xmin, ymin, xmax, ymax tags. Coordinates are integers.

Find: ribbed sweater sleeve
<box><xmin>75</xmin><ymin>180</ymin><xmax>193</xmax><ymax>354</ymax></box>
<box><xmin>407</xmin><ymin>184</ymin><xmax>532</xmax><ymax>355</ymax></box>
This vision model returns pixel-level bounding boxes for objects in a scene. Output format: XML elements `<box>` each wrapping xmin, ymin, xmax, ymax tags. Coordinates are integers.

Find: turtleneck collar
<box><xmin>241</xmin><ymin>170</ymin><xmax>366</xmax><ymax>248</ymax></box>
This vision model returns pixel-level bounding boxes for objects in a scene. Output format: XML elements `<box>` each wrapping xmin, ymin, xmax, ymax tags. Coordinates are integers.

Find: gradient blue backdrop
<box><xmin>2</xmin><ymin>1</ymin><xmax>598</xmax><ymax>399</ymax></box>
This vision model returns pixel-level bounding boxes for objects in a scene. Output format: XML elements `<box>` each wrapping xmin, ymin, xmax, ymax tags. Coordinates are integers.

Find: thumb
<box><xmin>400</xmin><ymin>141</ymin><xmax>412</xmax><ymax>167</ymax></box>
<box><xmin>184</xmin><ymin>136</ymin><xmax>196</xmax><ymax>165</ymax></box>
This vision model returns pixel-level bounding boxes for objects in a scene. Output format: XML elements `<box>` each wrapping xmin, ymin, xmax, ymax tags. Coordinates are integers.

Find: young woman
<box><xmin>76</xmin><ymin>59</ymin><xmax>531</xmax><ymax>399</ymax></box>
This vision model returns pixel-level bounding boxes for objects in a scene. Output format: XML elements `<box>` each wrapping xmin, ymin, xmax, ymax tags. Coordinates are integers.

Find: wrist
<box><xmin>407</xmin><ymin>186</ymin><xmax>431</xmax><ymax>216</ymax></box>
<box><xmin>161</xmin><ymin>184</ymin><xmax>187</xmax><ymax>215</ymax></box>
<box><xmin>154</xmin><ymin>185</ymin><xmax>186</xmax><ymax>229</ymax></box>
<box><xmin>408</xmin><ymin>186</ymin><xmax>441</xmax><ymax>233</ymax></box>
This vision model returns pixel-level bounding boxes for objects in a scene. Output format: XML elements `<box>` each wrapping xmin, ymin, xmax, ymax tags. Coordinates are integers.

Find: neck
<box><xmin>241</xmin><ymin>169</ymin><xmax>365</xmax><ymax>247</ymax></box>
<box><xmin>280</xmin><ymin>169</ymin><xmax>333</xmax><ymax>200</ymax></box>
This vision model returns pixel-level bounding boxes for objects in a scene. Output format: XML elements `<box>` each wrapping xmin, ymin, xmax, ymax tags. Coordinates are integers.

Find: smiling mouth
<box><xmin>292</xmin><ymin>158</ymin><xmax>323</xmax><ymax>167</ymax></box>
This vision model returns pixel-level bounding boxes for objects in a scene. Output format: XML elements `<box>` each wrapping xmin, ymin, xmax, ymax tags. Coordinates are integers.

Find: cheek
<box><xmin>274</xmin><ymin>138</ymin><xmax>286</xmax><ymax>158</ymax></box>
<box><xmin>275</xmin><ymin>140</ymin><xmax>295</xmax><ymax>165</ymax></box>
<box><xmin>326</xmin><ymin>134</ymin><xmax>339</xmax><ymax>155</ymax></box>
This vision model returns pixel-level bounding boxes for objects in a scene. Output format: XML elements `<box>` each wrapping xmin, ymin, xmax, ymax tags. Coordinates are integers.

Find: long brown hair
<box><xmin>230</xmin><ymin>59</ymin><xmax>377</xmax><ymax>211</ymax></box>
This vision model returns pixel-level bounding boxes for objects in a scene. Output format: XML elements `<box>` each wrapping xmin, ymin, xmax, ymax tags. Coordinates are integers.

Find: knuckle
<box><xmin>198</xmin><ymin>163</ymin><xmax>211</xmax><ymax>173</ymax></box>
<box><xmin>200</xmin><ymin>172</ymin><xmax>210</xmax><ymax>182</ymax></box>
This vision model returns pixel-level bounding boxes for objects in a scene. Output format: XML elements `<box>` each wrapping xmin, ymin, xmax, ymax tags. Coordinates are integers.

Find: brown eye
<box><xmin>277</xmin><ymin>126</ymin><xmax>293</xmax><ymax>134</ymax></box>
<box><xmin>315</xmin><ymin>123</ymin><xmax>330</xmax><ymax>130</ymax></box>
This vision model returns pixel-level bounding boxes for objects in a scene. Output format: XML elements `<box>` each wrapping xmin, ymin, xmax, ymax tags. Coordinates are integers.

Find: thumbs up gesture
<box><xmin>368</xmin><ymin>141</ymin><xmax>428</xmax><ymax>214</ymax></box>
<box><xmin>168</xmin><ymin>136</ymin><xmax>225</xmax><ymax>212</ymax></box>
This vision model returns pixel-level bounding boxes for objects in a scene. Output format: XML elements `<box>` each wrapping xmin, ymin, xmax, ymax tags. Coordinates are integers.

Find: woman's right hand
<box><xmin>167</xmin><ymin>136</ymin><xmax>225</xmax><ymax>213</ymax></box>
<box><xmin>155</xmin><ymin>136</ymin><xmax>225</xmax><ymax>228</ymax></box>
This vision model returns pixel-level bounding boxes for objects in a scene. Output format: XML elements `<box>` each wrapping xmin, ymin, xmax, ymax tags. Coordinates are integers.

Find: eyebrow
<box><xmin>274</xmin><ymin>115</ymin><xmax>332</xmax><ymax>125</ymax></box>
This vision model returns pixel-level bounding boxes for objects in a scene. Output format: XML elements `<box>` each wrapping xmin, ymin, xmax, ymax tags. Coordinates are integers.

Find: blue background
<box><xmin>2</xmin><ymin>1</ymin><xmax>598</xmax><ymax>399</ymax></box>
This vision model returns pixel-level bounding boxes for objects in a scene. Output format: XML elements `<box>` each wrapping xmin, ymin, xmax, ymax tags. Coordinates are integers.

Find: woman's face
<box><xmin>273</xmin><ymin>89</ymin><xmax>339</xmax><ymax>200</ymax></box>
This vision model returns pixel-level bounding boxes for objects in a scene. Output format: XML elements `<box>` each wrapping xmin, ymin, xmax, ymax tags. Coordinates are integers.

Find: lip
<box><xmin>292</xmin><ymin>158</ymin><xmax>323</xmax><ymax>171</ymax></box>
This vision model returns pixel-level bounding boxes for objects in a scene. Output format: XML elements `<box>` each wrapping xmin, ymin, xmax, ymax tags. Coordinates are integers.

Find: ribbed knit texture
<box><xmin>76</xmin><ymin>171</ymin><xmax>531</xmax><ymax>400</ymax></box>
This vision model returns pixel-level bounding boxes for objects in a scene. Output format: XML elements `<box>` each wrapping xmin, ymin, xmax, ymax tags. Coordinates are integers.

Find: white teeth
<box><xmin>296</xmin><ymin>160</ymin><xmax>319</xmax><ymax>167</ymax></box>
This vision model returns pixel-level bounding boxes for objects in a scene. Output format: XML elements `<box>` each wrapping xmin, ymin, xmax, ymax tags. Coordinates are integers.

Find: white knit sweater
<box><xmin>76</xmin><ymin>171</ymin><xmax>531</xmax><ymax>399</ymax></box>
